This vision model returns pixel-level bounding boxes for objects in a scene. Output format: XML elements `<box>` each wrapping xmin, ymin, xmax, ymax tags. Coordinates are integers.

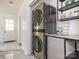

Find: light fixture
<box><xmin>9</xmin><ymin>1</ymin><xmax>14</xmax><ymax>6</ymax></box>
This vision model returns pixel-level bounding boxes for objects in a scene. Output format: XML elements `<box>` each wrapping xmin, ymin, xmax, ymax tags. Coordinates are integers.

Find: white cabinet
<box><xmin>47</xmin><ymin>37</ymin><xmax>64</xmax><ymax>59</ymax></box>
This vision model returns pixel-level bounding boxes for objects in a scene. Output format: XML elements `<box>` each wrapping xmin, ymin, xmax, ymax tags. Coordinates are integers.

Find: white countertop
<box><xmin>45</xmin><ymin>34</ymin><xmax>79</xmax><ymax>41</ymax></box>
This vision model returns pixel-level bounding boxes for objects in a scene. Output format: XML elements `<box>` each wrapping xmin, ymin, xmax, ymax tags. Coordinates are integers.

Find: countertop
<box><xmin>45</xmin><ymin>34</ymin><xmax>79</xmax><ymax>41</ymax></box>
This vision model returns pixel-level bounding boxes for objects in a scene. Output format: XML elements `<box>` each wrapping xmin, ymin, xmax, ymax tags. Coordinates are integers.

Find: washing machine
<box><xmin>33</xmin><ymin>32</ymin><xmax>44</xmax><ymax>59</ymax></box>
<box><xmin>32</xmin><ymin>2</ymin><xmax>46</xmax><ymax>59</ymax></box>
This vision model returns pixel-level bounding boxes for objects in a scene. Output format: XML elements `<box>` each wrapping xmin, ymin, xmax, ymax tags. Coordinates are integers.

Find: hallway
<box><xmin>0</xmin><ymin>0</ymin><xmax>34</xmax><ymax>59</ymax></box>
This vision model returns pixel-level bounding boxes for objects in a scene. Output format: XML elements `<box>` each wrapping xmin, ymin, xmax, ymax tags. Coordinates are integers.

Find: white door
<box><xmin>4</xmin><ymin>18</ymin><xmax>15</xmax><ymax>41</ymax></box>
<box><xmin>3</xmin><ymin>15</ymin><xmax>17</xmax><ymax>42</ymax></box>
<box><xmin>0</xmin><ymin>15</ymin><xmax>16</xmax><ymax>42</ymax></box>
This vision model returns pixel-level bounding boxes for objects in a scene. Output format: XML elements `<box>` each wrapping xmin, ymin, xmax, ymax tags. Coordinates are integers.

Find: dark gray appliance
<box><xmin>43</xmin><ymin>4</ymin><xmax>57</xmax><ymax>34</ymax></box>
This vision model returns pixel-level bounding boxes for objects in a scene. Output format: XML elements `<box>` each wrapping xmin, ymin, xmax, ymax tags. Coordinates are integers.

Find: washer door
<box><xmin>33</xmin><ymin>35</ymin><xmax>43</xmax><ymax>53</ymax></box>
<box><xmin>33</xmin><ymin>9</ymin><xmax>42</xmax><ymax>26</ymax></box>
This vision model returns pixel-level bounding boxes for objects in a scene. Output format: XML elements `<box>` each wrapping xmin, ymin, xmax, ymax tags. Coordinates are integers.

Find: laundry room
<box><xmin>0</xmin><ymin>0</ymin><xmax>79</xmax><ymax>59</ymax></box>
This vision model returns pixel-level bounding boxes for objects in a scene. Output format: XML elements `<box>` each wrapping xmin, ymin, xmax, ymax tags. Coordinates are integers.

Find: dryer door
<box><xmin>32</xmin><ymin>35</ymin><xmax>43</xmax><ymax>55</ymax></box>
<box><xmin>33</xmin><ymin>9</ymin><xmax>42</xmax><ymax>26</ymax></box>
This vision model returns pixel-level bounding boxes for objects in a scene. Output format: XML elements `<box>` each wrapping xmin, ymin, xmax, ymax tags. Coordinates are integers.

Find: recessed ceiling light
<box><xmin>9</xmin><ymin>1</ymin><xmax>14</xmax><ymax>6</ymax></box>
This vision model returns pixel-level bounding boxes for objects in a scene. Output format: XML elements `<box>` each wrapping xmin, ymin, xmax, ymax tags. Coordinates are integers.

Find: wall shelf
<box><xmin>58</xmin><ymin>16</ymin><xmax>79</xmax><ymax>21</ymax></box>
<box><xmin>58</xmin><ymin>1</ymin><xmax>79</xmax><ymax>11</ymax></box>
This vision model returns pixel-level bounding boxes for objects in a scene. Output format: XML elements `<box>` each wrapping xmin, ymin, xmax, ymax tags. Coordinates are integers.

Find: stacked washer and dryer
<box><xmin>31</xmin><ymin>0</ymin><xmax>46</xmax><ymax>59</ymax></box>
<box><xmin>30</xmin><ymin>0</ymin><xmax>57</xmax><ymax>59</ymax></box>
<box><xmin>32</xmin><ymin>3</ymin><xmax>44</xmax><ymax>59</ymax></box>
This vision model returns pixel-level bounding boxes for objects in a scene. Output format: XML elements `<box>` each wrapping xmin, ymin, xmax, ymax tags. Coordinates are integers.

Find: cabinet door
<box><xmin>48</xmin><ymin>37</ymin><xmax>64</xmax><ymax>59</ymax></box>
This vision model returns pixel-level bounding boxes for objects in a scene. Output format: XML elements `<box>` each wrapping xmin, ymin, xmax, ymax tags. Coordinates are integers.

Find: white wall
<box><xmin>69</xmin><ymin>19</ymin><xmax>79</xmax><ymax>35</ymax></box>
<box><xmin>12</xmin><ymin>0</ymin><xmax>36</xmax><ymax>58</ymax></box>
<box><xmin>18</xmin><ymin>0</ymin><xmax>33</xmax><ymax>55</ymax></box>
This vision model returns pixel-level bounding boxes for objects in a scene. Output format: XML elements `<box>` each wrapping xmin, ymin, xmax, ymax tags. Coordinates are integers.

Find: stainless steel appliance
<box><xmin>31</xmin><ymin>0</ymin><xmax>56</xmax><ymax>59</ymax></box>
<box><xmin>32</xmin><ymin>2</ymin><xmax>45</xmax><ymax>59</ymax></box>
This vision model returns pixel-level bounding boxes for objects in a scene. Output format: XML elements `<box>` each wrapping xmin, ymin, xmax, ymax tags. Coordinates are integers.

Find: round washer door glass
<box><xmin>33</xmin><ymin>9</ymin><xmax>42</xmax><ymax>26</ymax></box>
<box><xmin>34</xmin><ymin>35</ymin><xmax>43</xmax><ymax>53</ymax></box>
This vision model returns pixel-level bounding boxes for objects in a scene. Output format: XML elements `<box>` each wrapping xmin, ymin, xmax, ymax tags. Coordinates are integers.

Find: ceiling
<box><xmin>0</xmin><ymin>0</ymin><xmax>24</xmax><ymax>14</ymax></box>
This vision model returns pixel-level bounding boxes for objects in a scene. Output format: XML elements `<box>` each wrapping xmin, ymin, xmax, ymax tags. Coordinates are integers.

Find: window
<box><xmin>5</xmin><ymin>19</ymin><xmax>14</xmax><ymax>31</ymax></box>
